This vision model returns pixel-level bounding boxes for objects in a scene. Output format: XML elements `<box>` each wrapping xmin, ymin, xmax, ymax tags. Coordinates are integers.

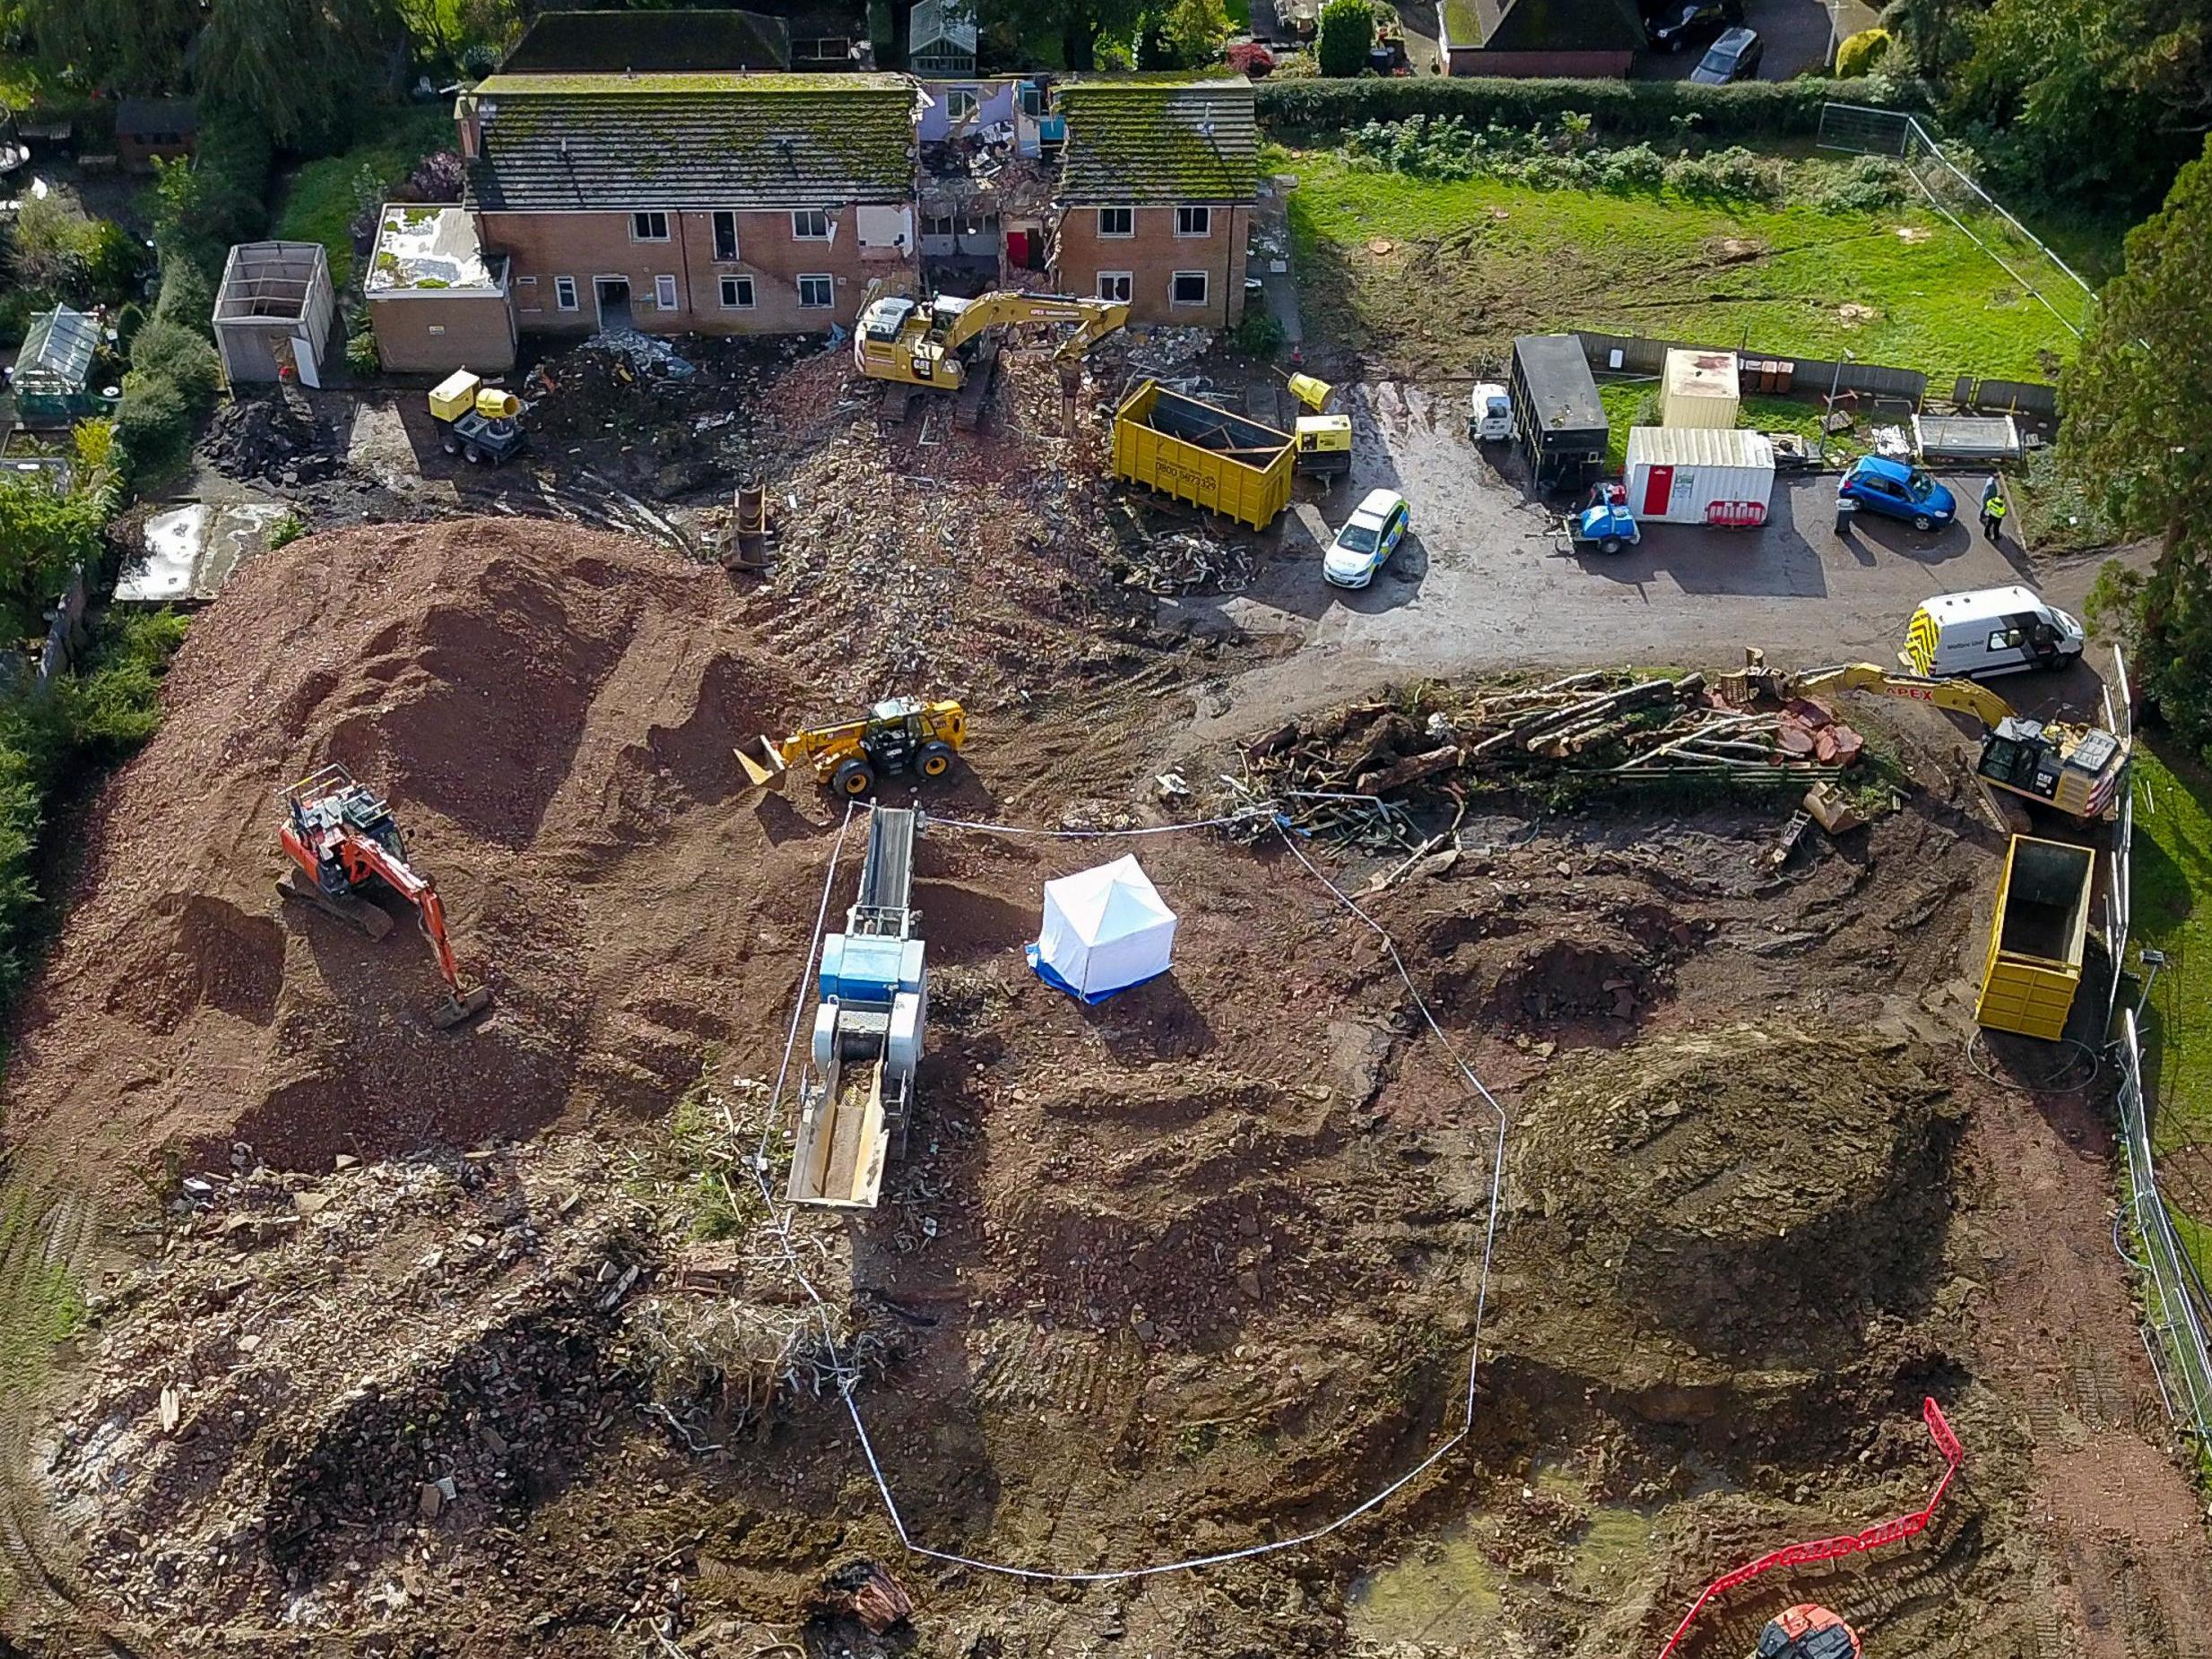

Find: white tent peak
<box><xmin>1030</xmin><ymin>855</ymin><xmax>1178</xmax><ymax>1001</ymax></box>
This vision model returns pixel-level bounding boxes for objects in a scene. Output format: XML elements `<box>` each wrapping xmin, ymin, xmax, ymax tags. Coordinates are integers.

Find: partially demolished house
<box><xmin>448</xmin><ymin>39</ymin><xmax>1259</xmax><ymax>340</ymax></box>
<box><xmin>1049</xmin><ymin>78</ymin><xmax>1256</xmax><ymax>327</ymax></box>
<box><xmin>458</xmin><ymin>71</ymin><xmax>919</xmax><ymax>335</ymax></box>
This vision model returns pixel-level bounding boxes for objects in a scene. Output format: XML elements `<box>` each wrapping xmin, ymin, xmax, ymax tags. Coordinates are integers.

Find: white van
<box><xmin>1467</xmin><ymin>382</ymin><xmax>1511</xmax><ymax>441</ymax></box>
<box><xmin>1902</xmin><ymin>586</ymin><xmax>2086</xmax><ymax>679</ymax></box>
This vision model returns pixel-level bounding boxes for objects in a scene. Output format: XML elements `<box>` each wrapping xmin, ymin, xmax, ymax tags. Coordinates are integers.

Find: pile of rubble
<box><xmin>202</xmin><ymin>388</ymin><xmax>339</xmax><ymax>488</ymax></box>
<box><xmin>1115</xmin><ymin>526</ymin><xmax>1255</xmax><ymax>595</ymax></box>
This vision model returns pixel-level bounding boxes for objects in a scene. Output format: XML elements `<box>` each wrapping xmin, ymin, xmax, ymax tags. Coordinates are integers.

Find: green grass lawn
<box><xmin>1280</xmin><ymin>148</ymin><xmax>2082</xmax><ymax>383</ymax></box>
<box><xmin>271</xmin><ymin>106</ymin><xmax>455</xmax><ymax>291</ymax></box>
<box><xmin>2128</xmin><ymin>737</ymin><xmax>2212</xmax><ymax>1277</ymax></box>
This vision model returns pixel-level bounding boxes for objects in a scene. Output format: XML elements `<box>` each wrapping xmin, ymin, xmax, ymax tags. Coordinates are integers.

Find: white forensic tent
<box><xmin>1028</xmin><ymin>855</ymin><xmax>1177</xmax><ymax>1002</ymax></box>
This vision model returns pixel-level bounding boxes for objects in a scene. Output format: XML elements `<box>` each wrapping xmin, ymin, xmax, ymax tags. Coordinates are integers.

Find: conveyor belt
<box><xmin>857</xmin><ymin>806</ymin><xmax>916</xmax><ymax>916</ymax></box>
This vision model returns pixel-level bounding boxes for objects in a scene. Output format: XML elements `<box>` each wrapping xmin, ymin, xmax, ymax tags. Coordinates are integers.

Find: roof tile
<box><xmin>1056</xmin><ymin>79</ymin><xmax>1258</xmax><ymax>204</ymax></box>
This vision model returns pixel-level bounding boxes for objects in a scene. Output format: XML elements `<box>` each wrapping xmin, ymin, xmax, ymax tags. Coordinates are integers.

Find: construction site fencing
<box><xmin>1574</xmin><ymin>331</ymin><xmax>1930</xmax><ymax>408</ymax></box>
<box><xmin>1817</xmin><ymin>102</ymin><xmax>2098</xmax><ymax>344</ymax></box>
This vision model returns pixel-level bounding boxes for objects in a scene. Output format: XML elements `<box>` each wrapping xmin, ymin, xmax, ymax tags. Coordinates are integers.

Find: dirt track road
<box><xmin>1188</xmin><ymin>381</ymin><xmax>2133</xmax><ymax>736</ymax></box>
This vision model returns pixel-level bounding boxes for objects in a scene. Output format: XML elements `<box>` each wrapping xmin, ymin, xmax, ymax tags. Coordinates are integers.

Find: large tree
<box><xmin>1949</xmin><ymin>0</ymin><xmax>2212</xmax><ymax>213</ymax></box>
<box><xmin>980</xmin><ymin>0</ymin><xmax>1141</xmax><ymax>70</ymax></box>
<box><xmin>2063</xmin><ymin>135</ymin><xmax>2212</xmax><ymax>748</ymax></box>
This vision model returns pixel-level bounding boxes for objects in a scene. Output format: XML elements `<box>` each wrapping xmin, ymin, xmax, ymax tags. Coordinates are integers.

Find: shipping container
<box><xmin>1509</xmin><ymin>334</ymin><xmax>1607</xmax><ymax>493</ymax></box>
<box><xmin>1659</xmin><ymin>347</ymin><xmax>1739</xmax><ymax>430</ymax></box>
<box><xmin>1623</xmin><ymin>426</ymin><xmax>1776</xmax><ymax>525</ymax></box>
<box><xmin>1111</xmin><ymin>379</ymin><xmax>1294</xmax><ymax>532</ymax></box>
<box><xmin>1974</xmin><ymin>835</ymin><xmax>2095</xmax><ymax>1040</ymax></box>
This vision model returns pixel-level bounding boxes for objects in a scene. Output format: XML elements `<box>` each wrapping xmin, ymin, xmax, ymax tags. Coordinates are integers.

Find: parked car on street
<box><xmin>1688</xmin><ymin>25</ymin><xmax>1763</xmax><ymax>82</ymax></box>
<box><xmin>1838</xmin><ymin>456</ymin><xmax>1957</xmax><ymax>530</ymax></box>
<box><xmin>1323</xmin><ymin>488</ymin><xmax>1412</xmax><ymax>588</ymax></box>
<box><xmin>1650</xmin><ymin>0</ymin><xmax>1741</xmax><ymax>52</ymax></box>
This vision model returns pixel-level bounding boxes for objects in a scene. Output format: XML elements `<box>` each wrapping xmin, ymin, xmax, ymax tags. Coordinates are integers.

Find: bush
<box><xmin>148</xmin><ymin>115</ymin><xmax>274</xmax><ymax>286</ymax></box>
<box><xmin>1811</xmin><ymin>152</ymin><xmax>1913</xmax><ymax>213</ymax></box>
<box><xmin>128</xmin><ymin>321</ymin><xmax>224</xmax><ymax>407</ymax></box>
<box><xmin>1316</xmin><ymin>0</ymin><xmax>1374</xmax><ymax>77</ymax></box>
<box><xmin>1835</xmin><ymin>27</ymin><xmax>1891</xmax><ymax>79</ymax></box>
<box><xmin>53</xmin><ymin>609</ymin><xmax>191</xmax><ymax>763</ymax></box>
<box><xmin>1342</xmin><ymin>115</ymin><xmax>1785</xmax><ymax>201</ymax></box>
<box><xmin>1231</xmin><ymin>307</ymin><xmax>1287</xmax><ymax>357</ymax></box>
<box><xmin>1258</xmin><ymin>75</ymin><xmax>1914</xmax><ymax>143</ymax></box>
<box><xmin>152</xmin><ymin>261</ymin><xmax>214</xmax><ymax>334</ymax></box>
<box><xmin>114</xmin><ymin>371</ymin><xmax>194</xmax><ymax>481</ymax></box>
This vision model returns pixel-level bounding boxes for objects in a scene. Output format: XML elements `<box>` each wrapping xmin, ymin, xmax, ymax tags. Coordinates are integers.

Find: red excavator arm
<box><xmin>278</xmin><ymin>765</ymin><xmax>491</xmax><ymax>1028</ymax></box>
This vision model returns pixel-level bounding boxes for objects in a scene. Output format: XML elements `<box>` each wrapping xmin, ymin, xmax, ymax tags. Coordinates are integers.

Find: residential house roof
<box><xmin>1462</xmin><ymin>0</ymin><xmax>1645</xmax><ymax>52</ymax></box>
<box><xmin>1055</xmin><ymin>78</ymin><xmax>1257</xmax><ymax>204</ymax></box>
<box><xmin>464</xmin><ymin>72</ymin><xmax>918</xmax><ymax>212</ymax></box>
<box><xmin>499</xmin><ymin>8</ymin><xmax>792</xmax><ymax>74</ymax></box>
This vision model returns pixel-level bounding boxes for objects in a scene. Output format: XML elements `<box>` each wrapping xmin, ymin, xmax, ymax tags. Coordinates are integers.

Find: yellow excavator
<box><xmin>1720</xmin><ymin>648</ymin><xmax>2128</xmax><ymax>821</ymax></box>
<box><xmin>853</xmin><ymin>284</ymin><xmax>1128</xmax><ymax>395</ymax></box>
<box><xmin>739</xmin><ymin>697</ymin><xmax>970</xmax><ymax>798</ymax></box>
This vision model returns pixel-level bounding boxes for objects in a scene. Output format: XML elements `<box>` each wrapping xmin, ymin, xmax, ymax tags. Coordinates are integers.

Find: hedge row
<box><xmin>117</xmin><ymin>114</ymin><xmax>274</xmax><ymax>483</ymax></box>
<box><xmin>1254</xmin><ymin>75</ymin><xmax>1913</xmax><ymax>143</ymax></box>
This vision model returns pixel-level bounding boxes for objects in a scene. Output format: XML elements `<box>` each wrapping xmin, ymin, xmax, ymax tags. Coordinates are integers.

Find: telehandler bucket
<box><xmin>737</xmin><ymin>737</ymin><xmax>790</xmax><ymax>788</ymax></box>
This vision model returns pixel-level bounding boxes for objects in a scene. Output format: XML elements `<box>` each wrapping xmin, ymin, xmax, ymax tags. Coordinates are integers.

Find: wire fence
<box><xmin>2107</xmin><ymin>653</ymin><xmax>2212</xmax><ymax>1450</ymax></box>
<box><xmin>1817</xmin><ymin>102</ymin><xmax>2098</xmax><ymax>348</ymax></box>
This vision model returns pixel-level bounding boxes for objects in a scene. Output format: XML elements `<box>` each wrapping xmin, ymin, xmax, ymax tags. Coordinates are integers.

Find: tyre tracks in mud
<box><xmin>0</xmin><ymin>1167</ymin><xmax>152</xmax><ymax>1657</ymax></box>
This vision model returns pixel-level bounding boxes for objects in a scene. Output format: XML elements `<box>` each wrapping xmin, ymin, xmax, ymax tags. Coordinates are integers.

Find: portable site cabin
<box><xmin>1509</xmin><ymin>334</ymin><xmax>1607</xmax><ymax>492</ymax></box>
<box><xmin>1975</xmin><ymin>835</ymin><xmax>2095</xmax><ymax>1040</ymax></box>
<box><xmin>1659</xmin><ymin>348</ymin><xmax>1739</xmax><ymax>430</ymax></box>
<box><xmin>1028</xmin><ymin>856</ymin><xmax>1177</xmax><ymax>1003</ymax></box>
<box><xmin>1623</xmin><ymin>426</ymin><xmax>1775</xmax><ymax>525</ymax></box>
<box><xmin>8</xmin><ymin>305</ymin><xmax>108</xmax><ymax>422</ymax></box>
<box><xmin>213</xmin><ymin>241</ymin><xmax>335</xmax><ymax>387</ymax></box>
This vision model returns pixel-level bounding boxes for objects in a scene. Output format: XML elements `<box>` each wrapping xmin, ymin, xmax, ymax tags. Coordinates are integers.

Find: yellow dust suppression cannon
<box><xmin>428</xmin><ymin>369</ymin><xmax>525</xmax><ymax>465</ymax></box>
<box><xmin>739</xmin><ymin>697</ymin><xmax>969</xmax><ymax>798</ymax></box>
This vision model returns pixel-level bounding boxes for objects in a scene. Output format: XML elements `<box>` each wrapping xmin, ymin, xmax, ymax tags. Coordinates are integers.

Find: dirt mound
<box><xmin>1499</xmin><ymin>1025</ymin><xmax>1960</xmax><ymax>1392</ymax></box>
<box><xmin>1</xmin><ymin>518</ymin><xmax>822</xmax><ymax>1192</ymax></box>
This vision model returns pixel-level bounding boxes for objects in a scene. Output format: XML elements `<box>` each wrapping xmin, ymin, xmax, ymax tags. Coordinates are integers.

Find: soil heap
<box><xmin>1496</xmin><ymin>1025</ymin><xmax>1960</xmax><ymax>1411</ymax></box>
<box><xmin>0</xmin><ymin>518</ymin><xmax>823</xmax><ymax>1194</ymax></box>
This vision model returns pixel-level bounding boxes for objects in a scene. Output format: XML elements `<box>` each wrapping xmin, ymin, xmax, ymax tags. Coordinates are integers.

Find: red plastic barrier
<box><xmin>1655</xmin><ymin>1399</ymin><xmax>1965</xmax><ymax>1659</ymax></box>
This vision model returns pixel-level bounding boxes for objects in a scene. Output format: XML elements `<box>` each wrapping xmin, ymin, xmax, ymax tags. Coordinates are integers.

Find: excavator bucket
<box><xmin>737</xmin><ymin>737</ymin><xmax>791</xmax><ymax>788</ymax></box>
<box><xmin>432</xmin><ymin>983</ymin><xmax>494</xmax><ymax>1029</ymax></box>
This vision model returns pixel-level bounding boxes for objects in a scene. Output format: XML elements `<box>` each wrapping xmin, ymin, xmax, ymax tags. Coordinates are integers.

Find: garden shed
<box><xmin>213</xmin><ymin>241</ymin><xmax>335</xmax><ymax>388</ymax></box>
<box><xmin>8</xmin><ymin>305</ymin><xmax>108</xmax><ymax>422</ymax></box>
<box><xmin>908</xmin><ymin>0</ymin><xmax>977</xmax><ymax>77</ymax></box>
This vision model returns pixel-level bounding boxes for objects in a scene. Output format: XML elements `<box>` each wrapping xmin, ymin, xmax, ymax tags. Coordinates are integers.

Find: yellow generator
<box><xmin>428</xmin><ymin>369</ymin><xmax>525</xmax><ymax>465</ymax></box>
<box><xmin>1286</xmin><ymin>370</ymin><xmax>1351</xmax><ymax>480</ymax></box>
<box><xmin>1976</xmin><ymin>835</ymin><xmax>2095</xmax><ymax>1040</ymax></box>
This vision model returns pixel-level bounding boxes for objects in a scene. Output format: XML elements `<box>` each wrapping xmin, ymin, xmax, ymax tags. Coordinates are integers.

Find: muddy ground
<box><xmin>0</xmin><ymin>501</ymin><xmax>2204</xmax><ymax>1657</ymax></box>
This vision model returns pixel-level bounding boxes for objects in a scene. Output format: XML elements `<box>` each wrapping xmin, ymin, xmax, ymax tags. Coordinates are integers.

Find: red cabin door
<box><xmin>1642</xmin><ymin>465</ymin><xmax>1674</xmax><ymax>517</ymax></box>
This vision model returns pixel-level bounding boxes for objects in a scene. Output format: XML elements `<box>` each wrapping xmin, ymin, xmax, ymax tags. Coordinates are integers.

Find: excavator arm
<box><xmin>332</xmin><ymin>831</ymin><xmax>489</xmax><ymax>1021</ymax></box>
<box><xmin>1791</xmin><ymin>663</ymin><xmax>2015</xmax><ymax>728</ymax></box>
<box><xmin>938</xmin><ymin>291</ymin><xmax>1129</xmax><ymax>357</ymax></box>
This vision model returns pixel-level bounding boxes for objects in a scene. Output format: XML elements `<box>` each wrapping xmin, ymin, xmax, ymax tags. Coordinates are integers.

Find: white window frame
<box><xmin>630</xmin><ymin>210</ymin><xmax>670</xmax><ymax>242</ymax></box>
<box><xmin>720</xmin><ymin>274</ymin><xmax>756</xmax><ymax>309</ymax></box>
<box><xmin>1097</xmin><ymin>271</ymin><xmax>1132</xmax><ymax>303</ymax></box>
<box><xmin>792</xmin><ymin>209</ymin><xmax>831</xmax><ymax>240</ymax></box>
<box><xmin>946</xmin><ymin>87</ymin><xmax>978</xmax><ymax>121</ymax></box>
<box><xmin>1175</xmin><ymin>205</ymin><xmax>1211</xmax><ymax>238</ymax></box>
<box><xmin>654</xmin><ymin>274</ymin><xmax>679</xmax><ymax>311</ymax></box>
<box><xmin>712</xmin><ymin>210</ymin><xmax>739</xmax><ymax>261</ymax></box>
<box><xmin>1097</xmin><ymin>205</ymin><xmax>1133</xmax><ymax>239</ymax></box>
<box><xmin>1169</xmin><ymin>269</ymin><xmax>1209</xmax><ymax>308</ymax></box>
<box><xmin>554</xmin><ymin>275</ymin><xmax>578</xmax><ymax>311</ymax></box>
<box><xmin>796</xmin><ymin>273</ymin><xmax>835</xmax><ymax>309</ymax></box>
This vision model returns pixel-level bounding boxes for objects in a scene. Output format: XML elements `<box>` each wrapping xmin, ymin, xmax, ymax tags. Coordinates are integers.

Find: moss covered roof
<box><xmin>1055</xmin><ymin>79</ymin><xmax>1257</xmax><ymax>204</ymax></box>
<box><xmin>465</xmin><ymin>73</ymin><xmax>917</xmax><ymax>212</ymax></box>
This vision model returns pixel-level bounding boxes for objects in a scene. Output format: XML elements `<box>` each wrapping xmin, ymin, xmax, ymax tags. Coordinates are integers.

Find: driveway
<box><xmin>1183</xmin><ymin>381</ymin><xmax>2116</xmax><ymax>735</ymax></box>
<box><xmin>1634</xmin><ymin>0</ymin><xmax>1833</xmax><ymax>78</ymax></box>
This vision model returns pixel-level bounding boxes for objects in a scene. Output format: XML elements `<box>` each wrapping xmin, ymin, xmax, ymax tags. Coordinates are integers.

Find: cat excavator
<box><xmin>276</xmin><ymin>765</ymin><xmax>493</xmax><ymax>1029</ymax></box>
<box><xmin>853</xmin><ymin>283</ymin><xmax>1128</xmax><ymax>425</ymax></box>
<box><xmin>1720</xmin><ymin>648</ymin><xmax>2128</xmax><ymax>822</ymax></box>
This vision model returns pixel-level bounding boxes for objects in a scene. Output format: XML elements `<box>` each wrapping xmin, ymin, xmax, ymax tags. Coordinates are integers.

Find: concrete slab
<box><xmin>118</xmin><ymin>501</ymin><xmax>293</xmax><ymax>604</ymax></box>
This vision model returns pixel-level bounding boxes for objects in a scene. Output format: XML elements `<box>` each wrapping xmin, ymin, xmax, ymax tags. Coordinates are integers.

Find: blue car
<box><xmin>1838</xmin><ymin>456</ymin><xmax>1957</xmax><ymax>531</ymax></box>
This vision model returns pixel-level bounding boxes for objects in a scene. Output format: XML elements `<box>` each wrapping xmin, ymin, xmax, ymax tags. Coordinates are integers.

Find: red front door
<box><xmin>1642</xmin><ymin>465</ymin><xmax>1674</xmax><ymax>517</ymax></box>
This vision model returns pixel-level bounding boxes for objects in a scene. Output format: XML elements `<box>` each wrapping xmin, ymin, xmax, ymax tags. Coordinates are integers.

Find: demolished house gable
<box><xmin>463</xmin><ymin>72</ymin><xmax>920</xmax><ymax>213</ymax></box>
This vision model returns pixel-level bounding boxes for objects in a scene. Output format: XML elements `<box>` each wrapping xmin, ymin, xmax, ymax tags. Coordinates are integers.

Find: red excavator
<box><xmin>277</xmin><ymin>764</ymin><xmax>492</xmax><ymax>1029</ymax></box>
<box><xmin>1757</xmin><ymin>1605</ymin><xmax>1861</xmax><ymax>1659</ymax></box>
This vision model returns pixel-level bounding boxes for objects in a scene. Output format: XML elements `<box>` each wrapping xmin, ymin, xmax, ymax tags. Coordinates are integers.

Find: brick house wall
<box><xmin>484</xmin><ymin>204</ymin><xmax>917</xmax><ymax>336</ymax></box>
<box><xmin>369</xmin><ymin>291</ymin><xmax>518</xmax><ymax>373</ymax></box>
<box><xmin>1053</xmin><ymin>203</ymin><xmax>1250</xmax><ymax>328</ymax></box>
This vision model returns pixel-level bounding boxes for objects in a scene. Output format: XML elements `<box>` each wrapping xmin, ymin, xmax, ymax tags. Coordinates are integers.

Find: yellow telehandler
<box><xmin>739</xmin><ymin>697</ymin><xmax>970</xmax><ymax>798</ymax></box>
